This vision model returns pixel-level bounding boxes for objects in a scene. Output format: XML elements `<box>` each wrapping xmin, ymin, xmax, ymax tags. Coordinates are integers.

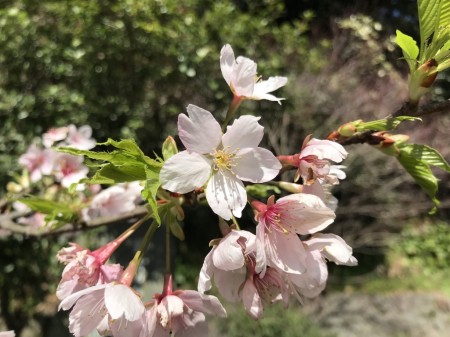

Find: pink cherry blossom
<box><xmin>59</xmin><ymin>283</ymin><xmax>147</xmax><ymax>337</ymax></box>
<box><xmin>56</xmin><ymin>242</ymin><xmax>123</xmax><ymax>300</ymax></box>
<box><xmin>18</xmin><ymin>144</ymin><xmax>55</xmax><ymax>182</ymax></box>
<box><xmin>81</xmin><ymin>185</ymin><xmax>140</xmax><ymax>222</ymax></box>
<box><xmin>65</xmin><ymin>124</ymin><xmax>96</xmax><ymax>150</ymax></box>
<box><xmin>198</xmin><ymin>230</ymin><xmax>288</xmax><ymax>319</ymax></box>
<box><xmin>42</xmin><ymin>126</ymin><xmax>69</xmax><ymax>148</ymax></box>
<box><xmin>160</xmin><ymin>104</ymin><xmax>281</xmax><ymax>220</ymax></box>
<box><xmin>149</xmin><ymin>274</ymin><xmax>226</xmax><ymax>337</ymax></box>
<box><xmin>220</xmin><ymin>44</ymin><xmax>288</xmax><ymax>104</ymax></box>
<box><xmin>0</xmin><ymin>331</ymin><xmax>15</xmax><ymax>337</ymax></box>
<box><xmin>252</xmin><ymin>193</ymin><xmax>335</xmax><ymax>277</ymax></box>
<box><xmin>289</xmin><ymin>233</ymin><xmax>357</xmax><ymax>299</ymax></box>
<box><xmin>53</xmin><ymin>153</ymin><xmax>89</xmax><ymax>188</ymax></box>
<box><xmin>17</xmin><ymin>212</ymin><xmax>46</xmax><ymax>229</ymax></box>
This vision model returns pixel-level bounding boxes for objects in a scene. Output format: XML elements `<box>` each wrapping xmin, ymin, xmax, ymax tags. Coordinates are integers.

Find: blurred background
<box><xmin>1</xmin><ymin>0</ymin><xmax>450</xmax><ymax>336</ymax></box>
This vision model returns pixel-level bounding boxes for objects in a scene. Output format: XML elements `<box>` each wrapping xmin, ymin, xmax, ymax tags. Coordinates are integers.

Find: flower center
<box><xmin>264</xmin><ymin>206</ymin><xmax>289</xmax><ymax>234</ymax></box>
<box><xmin>211</xmin><ymin>147</ymin><xmax>238</xmax><ymax>173</ymax></box>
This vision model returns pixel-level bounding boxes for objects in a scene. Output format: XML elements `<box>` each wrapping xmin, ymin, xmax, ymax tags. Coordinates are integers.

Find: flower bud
<box><xmin>162</xmin><ymin>136</ymin><xmax>178</xmax><ymax>160</ymax></box>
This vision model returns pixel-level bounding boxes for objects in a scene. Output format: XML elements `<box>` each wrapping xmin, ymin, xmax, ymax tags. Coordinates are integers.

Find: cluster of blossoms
<box><xmin>51</xmin><ymin>44</ymin><xmax>357</xmax><ymax>336</ymax></box>
<box><xmin>13</xmin><ymin>126</ymin><xmax>143</xmax><ymax>230</ymax></box>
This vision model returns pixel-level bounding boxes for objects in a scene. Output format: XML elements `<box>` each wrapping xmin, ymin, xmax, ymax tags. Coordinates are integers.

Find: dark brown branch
<box><xmin>0</xmin><ymin>205</ymin><xmax>149</xmax><ymax>237</ymax></box>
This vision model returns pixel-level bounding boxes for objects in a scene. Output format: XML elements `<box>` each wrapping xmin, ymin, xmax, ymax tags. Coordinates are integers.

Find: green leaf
<box><xmin>89</xmin><ymin>164</ymin><xmax>147</xmax><ymax>184</ymax></box>
<box><xmin>141</xmin><ymin>166</ymin><xmax>161</xmax><ymax>224</ymax></box>
<box><xmin>356</xmin><ymin>116</ymin><xmax>421</xmax><ymax>132</ymax></box>
<box><xmin>399</xmin><ymin>144</ymin><xmax>450</xmax><ymax>172</ymax></box>
<box><xmin>438</xmin><ymin>0</ymin><xmax>450</xmax><ymax>29</ymax></box>
<box><xmin>397</xmin><ymin>148</ymin><xmax>440</xmax><ymax>208</ymax></box>
<box><xmin>396</xmin><ymin>30</ymin><xmax>419</xmax><ymax>71</ymax></box>
<box><xmin>18</xmin><ymin>196</ymin><xmax>74</xmax><ymax>215</ymax></box>
<box><xmin>418</xmin><ymin>0</ymin><xmax>441</xmax><ymax>48</ymax></box>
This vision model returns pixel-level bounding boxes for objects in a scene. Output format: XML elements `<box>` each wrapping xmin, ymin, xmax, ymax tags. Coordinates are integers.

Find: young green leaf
<box><xmin>396</xmin><ymin>30</ymin><xmax>419</xmax><ymax>71</ymax></box>
<box><xmin>141</xmin><ymin>166</ymin><xmax>161</xmax><ymax>224</ymax></box>
<box><xmin>397</xmin><ymin>147</ymin><xmax>440</xmax><ymax>208</ymax></box>
<box><xmin>356</xmin><ymin>116</ymin><xmax>421</xmax><ymax>132</ymax></box>
<box><xmin>399</xmin><ymin>144</ymin><xmax>450</xmax><ymax>172</ymax></box>
<box><xmin>418</xmin><ymin>0</ymin><xmax>441</xmax><ymax>50</ymax></box>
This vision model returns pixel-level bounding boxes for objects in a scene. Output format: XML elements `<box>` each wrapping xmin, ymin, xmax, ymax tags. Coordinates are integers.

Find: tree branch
<box><xmin>0</xmin><ymin>205</ymin><xmax>149</xmax><ymax>237</ymax></box>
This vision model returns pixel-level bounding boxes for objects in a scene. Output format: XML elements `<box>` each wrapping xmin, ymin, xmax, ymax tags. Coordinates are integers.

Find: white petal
<box><xmin>198</xmin><ymin>248</ymin><xmax>215</xmax><ymax>294</ymax></box>
<box><xmin>205</xmin><ymin>171</ymin><xmax>247</xmax><ymax>220</ymax></box>
<box><xmin>213</xmin><ymin>231</ymin><xmax>246</xmax><ymax>270</ymax></box>
<box><xmin>178</xmin><ymin>290</ymin><xmax>227</xmax><ymax>317</ymax></box>
<box><xmin>250</xmin><ymin>92</ymin><xmax>285</xmax><ymax>104</ymax></box>
<box><xmin>253</xmin><ymin>76</ymin><xmax>287</xmax><ymax>95</ymax></box>
<box><xmin>59</xmin><ymin>284</ymin><xmax>107</xmax><ymax>311</ymax></box>
<box><xmin>306</xmin><ymin>233</ymin><xmax>357</xmax><ymax>266</ymax></box>
<box><xmin>160</xmin><ymin>151</ymin><xmax>211</xmax><ymax>194</ymax></box>
<box><xmin>69</xmin><ymin>293</ymin><xmax>105</xmax><ymax>337</ymax></box>
<box><xmin>222</xmin><ymin>115</ymin><xmax>263</xmax><ymax>151</ymax></box>
<box><xmin>301</xmin><ymin>139</ymin><xmax>347</xmax><ymax>163</ymax></box>
<box><xmin>233</xmin><ymin>56</ymin><xmax>257</xmax><ymax>96</ymax></box>
<box><xmin>214</xmin><ymin>267</ymin><xmax>246</xmax><ymax>302</ymax></box>
<box><xmin>104</xmin><ymin>284</ymin><xmax>145</xmax><ymax>321</ymax></box>
<box><xmin>265</xmin><ymin>231</ymin><xmax>306</xmax><ymax>275</ymax></box>
<box><xmin>235</xmin><ymin>147</ymin><xmax>281</xmax><ymax>183</ymax></box>
<box><xmin>255</xmin><ymin>223</ymin><xmax>268</xmax><ymax>276</ymax></box>
<box><xmin>158</xmin><ymin>295</ymin><xmax>184</xmax><ymax>327</ymax></box>
<box><xmin>241</xmin><ymin>280</ymin><xmax>263</xmax><ymax>319</ymax></box>
<box><xmin>178</xmin><ymin>105</ymin><xmax>222</xmax><ymax>154</ymax></box>
<box><xmin>220</xmin><ymin>44</ymin><xmax>235</xmax><ymax>86</ymax></box>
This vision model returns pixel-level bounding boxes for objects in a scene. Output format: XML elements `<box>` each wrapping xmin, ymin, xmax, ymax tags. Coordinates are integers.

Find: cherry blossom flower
<box><xmin>59</xmin><ymin>283</ymin><xmax>147</xmax><ymax>337</ymax></box>
<box><xmin>198</xmin><ymin>230</ymin><xmax>287</xmax><ymax>319</ymax></box>
<box><xmin>252</xmin><ymin>194</ymin><xmax>335</xmax><ymax>277</ymax></box>
<box><xmin>17</xmin><ymin>212</ymin><xmax>46</xmax><ymax>229</ymax></box>
<box><xmin>53</xmin><ymin>153</ymin><xmax>89</xmax><ymax>188</ymax></box>
<box><xmin>18</xmin><ymin>145</ymin><xmax>55</xmax><ymax>182</ymax></box>
<box><xmin>0</xmin><ymin>331</ymin><xmax>15</xmax><ymax>337</ymax></box>
<box><xmin>65</xmin><ymin>124</ymin><xmax>96</xmax><ymax>150</ymax></box>
<box><xmin>289</xmin><ymin>233</ymin><xmax>357</xmax><ymax>298</ymax></box>
<box><xmin>56</xmin><ymin>241</ymin><xmax>123</xmax><ymax>300</ymax></box>
<box><xmin>149</xmin><ymin>274</ymin><xmax>226</xmax><ymax>336</ymax></box>
<box><xmin>278</xmin><ymin>137</ymin><xmax>347</xmax><ymax>185</ymax></box>
<box><xmin>43</xmin><ymin>126</ymin><xmax>69</xmax><ymax>148</ymax></box>
<box><xmin>81</xmin><ymin>185</ymin><xmax>140</xmax><ymax>222</ymax></box>
<box><xmin>160</xmin><ymin>104</ymin><xmax>281</xmax><ymax>220</ymax></box>
<box><xmin>220</xmin><ymin>44</ymin><xmax>288</xmax><ymax>104</ymax></box>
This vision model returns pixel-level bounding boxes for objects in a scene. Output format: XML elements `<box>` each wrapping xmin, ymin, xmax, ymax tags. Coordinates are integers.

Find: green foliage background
<box><xmin>1</xmin><ymin>0</ymin><xmax>450</xmax><ymax>336</ymax></box>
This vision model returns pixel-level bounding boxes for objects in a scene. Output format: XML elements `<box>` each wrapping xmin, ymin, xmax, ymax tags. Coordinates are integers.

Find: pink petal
<box><xmin>255</xmin><ymin>223</ymin><xmax>268</xmax><ymax>276</ymax></box>
<box><xmin>68</xmin><ymin>292</ymin><xmax>105</xmax><ymax>337</ymax></box>
<box><xmin>158</xmin><ymin>295</ymin><xmax>184</xmax><ymax>328</ymax></box>
<box><xmin>175</xmin><ymin>311</ymin><xmax>208</xmax><ymax>337</ymax></box>
<box><xmin>178</xmin><ymin>105</ymin><xmax>222</xmax><ymax>154</ymax></box>
<box><xmin>59</xmin><ymin>284</ymin><xmax>106</xmax><ymax>311</ymax></box>
<box><xmin>277</xmin><ymin>193</ymin><xmax>335</xmax><ymax>234</ymax></box>
<box><xmin>198</xmin><ymin>249</ymin><xmax>215</xmax><ymax>294</ymax></box>
<box><xmin>301</xmin><ymin>139</ymin><xmax>347</xmax><ymax>163</ymax></box>
<box><xmin>235</xmin><ymin>147</ymin><xmax>281</xmax><ymax>183</ymax></box>
<box><xmin>104</xmin><ymin>284</ymin><xmax>145</xmax><ymax>321</ymax></box>
<box><xmin>178</xmin><ymin>290</ymin><xmax>227</xmax><ymax>317</ymax></box>
<box><xmin>265</xmin><ymin>231</ymin><xmax>306</xmax><ymax>275</ymax></box>
<box><xmin>222</xmin><ymin>115</ymin><xmax>263</xmax><ymax>151</ymax></box>
<box><xmin>205</xmin><ymin>171</ymin><xmax>246</xmax><ymax>220</ymax></box>
<box><xmin>241</xmin><ymin>280</ymin><xmax>263</xmax><ymax>320</ymax></box>
<box><xmin>160</xmin><ymin>151</ymin><xmax>211</xmax><ymax>194</ymax></box>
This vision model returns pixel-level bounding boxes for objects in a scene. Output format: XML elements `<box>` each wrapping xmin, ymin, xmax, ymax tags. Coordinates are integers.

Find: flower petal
<box><xmin>213</xmin><ymin>231</ymin><xmax>246</xmax><ymax>270</ymax></box>
<box><xmin>235</xmin><ymin>147</ymin><xmax>281</xmax><ymax>183</ymax></box>
<box><xmin>241</xmin><ymin>280</ymin><xmax>263</xmax><ymax>320</ymax></box>
<box><xmin>306</xmin><ymin>233</ymin><xmax>358</xmax><ymax>266</ymax></box>
<box><xmin>178</xmin><ymin>105</ymin><xmax>222</xmax><ymax>154</ymax></box>
<box><xmin>158</xmin><ymin>295</ymin><xmax>184</xmax><ymax>328</ymax></box>
<box><xmin>59</xmin><ymin>284</ymin><xmax>107</xmax><ymax>311</ymax></box>
<box><xmin>301</xmin><ymin>139</ymin><xmax>348</xmax><ymax>163</ymax></box>
<box><xmin>160</xmin><ymin>151</ymin><xmax>211</xmax><ymax>194</ymax></box>
<box><xmin>277</xmin><ymin>193</ymin><xmax>336</xmax><ymax>234</ymax></box>
<box><xmin>178</xmin><ymin>290</ymin><xmax>227</xmax><ymax>317</ymax></box>
<box><xmin>68</xmin><ymin>292</ymin><xmax>105</xmax><ymax>337</ymax></box>
<box><xmin>233</xmin><ymin>56</ymin><xmax>257</xmax><ymax>96</ymax></box>
<box><xmin>222</xmin><ymin>115</ymin><xmax>263</xmax><ymax>151</ymax></box>
<box><xmin>205</xmin><ymin>171</ymin><xmax>246</xmax><ymax>220</ymax></box>
<box><xmin>253</xmin><ymin>76</ymin><xmax>288</xmax><ymax>95</ymax></box>
<box><xmin>265</xmin><ymin>231</ymin><xmax>306</xmax><ymax>275</ymax></box>
<box><xmin>198</xmin><ymin>248</ymin><xmax>215</xmax><ymax>294</ymax></box>
<box><xmin>104</xmin><ymin>284</ymin><xmax>145</xmax><ymax>321</ymax></box>
<box><xmin>214</xmin><ymin>267</ymin><xmax>246</xmax><ymax>302</ymax></box>
<box><xmin>220</xmin><ymin>44</ymin><xmax>235</xmax><ymax>87</ymax></box>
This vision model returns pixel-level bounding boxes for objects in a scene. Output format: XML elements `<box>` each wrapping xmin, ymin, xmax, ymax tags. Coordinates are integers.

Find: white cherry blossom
<box><xmin>160</xmin><ymin>104</ymin><xmax>281</xmax><ymax>220</ymax></box>
<box><xmin>220</xmin><ymin>44</ymin><xmax>288</xmax><ymax>104</ymax></box>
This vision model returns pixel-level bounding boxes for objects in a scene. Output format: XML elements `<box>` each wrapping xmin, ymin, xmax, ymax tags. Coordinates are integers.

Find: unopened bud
<box><xmin>162</xmin><ymin>136</ymin><xmax>178</xmax><ymax>160</ymax></box>
<box><xmin>337</xmin><ymin>120</ymin><xmax>362</xmax><ymax>137</ymax></box>
<box><xmin>7</xmin><ymin>182</ymin><xmax>23</xmax><ymax>193</ymax></box>
<box><xmin>418</xmin><ymin>59</ymin><xmax>438</xmax><ymax>88</ymax></box>
<box><xmin>278</xmin><ymin>181</ymin><xmax>304</xmax><ymax>194</ymax></box>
